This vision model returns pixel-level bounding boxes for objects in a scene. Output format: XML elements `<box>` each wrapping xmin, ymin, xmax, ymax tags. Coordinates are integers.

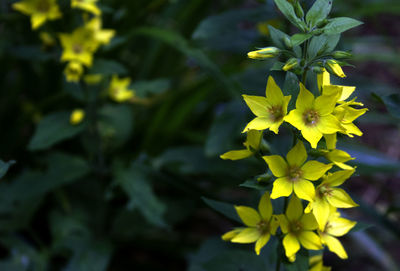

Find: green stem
<box><xmin>275</xmin><ymin>258</ymin><xmax>281</xmax><ymax>271</ymax></box>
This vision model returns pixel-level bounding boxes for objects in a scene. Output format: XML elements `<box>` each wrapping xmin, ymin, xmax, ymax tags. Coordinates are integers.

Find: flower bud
<box><xmin>283</xmin><ymin>58</ymin><xmax>299</xmax><ymax>71</ymax></box>
<box><xmin>311</xmin><ymin>66</ymin><xmax>325</xmax><ymax>74</ymax></box>
<box><xmin>317</xmin><ymin>19</ymin><xmax>329</xmax><ymax>28</ymax></box>
<box><xmin>70</xmin><ymin>109</ymin><xmax>85</xmax><ymax>125</ymax></box>
<box><xmin>332</xmin><ymin>51</ymin><xmax>353</xmax><ymax>59</ymax></box>
<box><xmin>294</xmin><ymin>0</ymin><xmax>304</xmax><ymax>19</ymax></box>
<box><xmin>247</xmin><ymin>47</ymin><xmax>280</xmax><ymax>60</ymax></box>
<box><xmin>283</xmin><ymin>36</ymin><xmax>292</xmax><ymax>49</ymax></box>
<box><xmin>326</xmin><ymin>59</ymin><xmax>346</xmax><ymax>78</ymax></box>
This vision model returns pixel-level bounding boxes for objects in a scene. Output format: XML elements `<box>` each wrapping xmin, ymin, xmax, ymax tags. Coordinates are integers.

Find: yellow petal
<box><xmin>323</xmin><ymin>170</ymin><xmax>355</xmax><ymax>187</ymax></box>
<box><xmin>342</xmin><ymin>122</ymin><xmax>363</xmax><ymax>137</ymax></box>
<box><xmin>325</xmin><ymin>149</ymin><xmax>354</xmax><ymax>164</ymax></box>
<box><xmin>220</xmin><ymin>149</ymin><xmax>253</xmax><ymax>160</ymax></box>
<box><xmin>235</xmin><ymin>206</ymin><xmax>261</xmax><ymax>227</ymax></box>
<box><xmin>277</xmin><ymin>214</ymin><xmax>289</xmax><ymax>234</ymax></box>
<box><xmin>301</xmin><ymin>161</ymin><xmax>332</xmax><ymax>181</ymax></box>
<box><xmin>286</xmin><ymin>195</ymin><xmax>303</xmax><ymax>221</ymax></box>
<box><xmin>322</xmin><ymin>85</ymin><xmax>342</xmax><ymax>98</ymax></box>
<box><xmin>311</xmin><ymin>198</ymin><xmax>331</xmax><ymax>230</ymax></box>
<box><xmin>269</xmin><ymin>120</ymin><xmax>284</xmax><ymax>134</ymax></box>
<box><xmin>255</xmin><ymin>233</ymin><xmax>271</xmax><ymax>255</ymax></box>
<box><xmin>301</xmin><ymin>125</ymin><xmax>322</xmax><ymax>149</ymax></box>
<box><xmin>243</xmin><ymin>117</ymin><xmax>274</xmax><ymax>132</ymax></box>
<box><xmin>286</xmin><ymin>140</ymin><xmax>307</xmax><ymax>167</ymax></box>
<box><xmin>340</xmin><ymin>86</ymin><xmax>356</xmax><ymax>101</ymax></box>
<box><xmin>324</xmin><ymin>133</ymin><xmax>337</xmax><ymax>150</ymax></box>
<box><xmin>231</xmin><ymin>227</ymin><xmax>261</xmax><ymax>243</ymax></box>
<box><xmin>298</xmin><ymin>231</ymin><xmax>322</xmax><ymax>250</ymax></box>
<box><xmin>321</xmin><ymin>234</ymin><xmax>348</xmax><ymax>259</ymax></box>
<box><xmin>265</xmin><ymin>76</ymin><xmax>284</xmax><ymax>105</ymax></box>
<box><xmin>317</xmin><ymin>70</ymin><xmax>330</xmax><ymax>91</ymax></box>
<box><xmin>300</xmin><ymin>213</ymin><xmax>318</xmax><ymax>231</ymax></box>
<box><xmin>242</xmin><ymin>95</ymin><xmax>271</xmax><ymax>117</ymax></box>
<box><xmin>293</xmin><ymin>179</ymin><xmax>315</xmax><ymax>202</ymax></box>
<box><xmin>258</xmin><ymin>192</ymin><xmax>273</xmax><ymax>220</ymax></box>
<box><xmin>262</xmin><ymin>155</ymin><xmax>288</xmax><ymax>178</ymax></box>
<box><xmin>283</xmin><ymin>233</ymin><xmax>300</xmax><ymax>260</ymax></box>
<box><xmin>326</xmin><ymin>188</ymin><xmax>358</xmax><ymax>208</ymax></box>
<box><xmin>318</xmin><ymin>115</ymin><xmax>343</xmax><ymax>134</ymax></box>
<box><xmin>70</xmin><ymin>109</ymin><xmax>85</xmax><ymax>125</ymax></box>
<box><xmin>326</xmin><ymin>217</ymin><xmax>356</xmax><ymax>237</ymax></box>
<box><xmin>222</xmin><ymin>228</ymin><xmax>244</xmax><ymax>241</ymax></box>
<box><xmin>31</xmin><ymin>13</ymin><xmax>47</xmax><ymax>29</ymax></box>
<box><xmin>315</xmin><ymin>94</ymin><xmax>338</xmax><ymax>116</ymax></box>
<box><xmin>246</xmin><ymin>130</ymin><xmax>263</xmax><ymax>150</ymax></box>
<box><xmin>296</xmin><ymin>83</ymin><xmax>315</xmax><ymax>111</ymax></box>
<box><xmin>271</xmin><ymin>177</ymin><xmax>293</xmax><ymax>199</ymax></box>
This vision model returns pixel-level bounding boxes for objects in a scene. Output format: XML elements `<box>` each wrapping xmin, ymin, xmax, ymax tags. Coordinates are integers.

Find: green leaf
<box><xmin>115</xmin><ymin>162</ymin><xmax>166</xmax><ymax>227</ymax></box>
<box><xmin>381</xmin><ymin>94</ymin><xmax>400</xmax><ymax>119</ymax></box>
<box><xmin>307</xmin><ymin>34</ymin><xmax>340</xmax><ymax>59</ymax></box>
<box><xmin>132</xmin><ymin>79</ymin><xmax>170</xmax><ymax>98</ymax></box>
<box><xmin>268</xmin><ymin>25</ymin><xmax>290</xmax><ymax>49</ymax></box>
<box><xmin>306</xmin><ymin>0</ymin><xmax>332</xmax><ymax>27</ymax></box>
<box><xmin>323</xmin><ymin>17</ymin><xmax>363</xmax><ymax>35</ymax></box>
<box><xmin>28</xmin><ymin>111</ymin><xmax>86</xmax><ymax>151</ymax></box>
<box><xmin>349</xmin><ymin>221</ymin><xmax>373</xmax><ymax>233</ymax></box>
<box><xmin>202</xmin><ymin>249</ymin><xmax>269</xmax><ymax>271</ymax></box>
<box><xmin>202</xmin><ymin>197</ymin><xmax>241</xmax><ymax>223</ymax></box>
<box><xmin>291</xmin><ymin>33</ymin><xmax>313</xmax><ymax>47</ymax></box>
<box><xmin>273</xmin><ymin>0</ymin><xmax>305</xmax><ymax>30</ymax></box>
<box><xmin>283</xmin><ymin>248</ymin><xmax>309</xmax><ymax>271</ymax></box>
<box><xmin>0</xmin><ymin>160</ymin><xmax>15</xmax><ymax>179</ymax></box>
<box><xmin>88</xmin><ymin>58</ymin><xmax>127</xmax><ymax>75</ymax></box>
<box><xmin>64</xmin><ymin>241</ymin><xmax>112</xmax><ymax>271</ymax></box>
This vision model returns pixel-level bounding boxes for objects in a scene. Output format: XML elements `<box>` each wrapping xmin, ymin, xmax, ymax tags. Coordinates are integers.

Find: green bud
<box><xmin>332</xmin><ymin>51</ymin><xmax>353</xmax><ymax>59</ymax></box>
<box><xmin>311</xmin><ymin>66</ymin><xmax>325</xmax><ymax>74</ymax></box>
<box><xmin>283</xmin><ymin>36</ymin><xmax>292</xmax><ymax>49</ymax></box>
<box><xmin>247</xmin><ymin>47</ymin><xmax>280</xmax><ymax>59</ymax></box>
<box><xmin>317</xmin><ymin>19</ymin><xmax>329</xmax><ymax>28</ymax></box>
<box><xmin>283</xmin><ymin>58</ymin><xmax>299</xmax><ymax>71</ymax></box>
<box><xmin>294</xmin><ymin>0</ymin><xmax>304</xmax><ymax>19</ymax></box>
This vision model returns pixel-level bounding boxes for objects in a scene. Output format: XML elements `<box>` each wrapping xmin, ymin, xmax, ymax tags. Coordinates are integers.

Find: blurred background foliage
<box><xmin>0</xmin><ymin>0</ymin><xmax>399</xmax><ymax>270</ymax></box>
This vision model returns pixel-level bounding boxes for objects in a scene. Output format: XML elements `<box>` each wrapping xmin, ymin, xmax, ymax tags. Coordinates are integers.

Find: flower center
<box><xmin>290</xmin><ymin>220</ymin><xmax>303</xmax><ymax>235</ymax></box>
<box><xmin>268</xmin><ymin>105</ymin><xmax>283</xmax><ymax>122</ymax></box>
<box><xmin>288</xmin><ymin>166</ymin><xmax>303</xmax><ymax>182</ymax></box>
<box><xmin>317</xmin><ymin>185</ymin><xmax>333</xmax><ymax>198</ymax></box>
<box><xmin>256</xmin><ymin>220</ymin><xmax>270</xmax><ymax>234</ymax></box>
<box><xmin>303</xmin><ymin>109</ymin><xmax>320</xmax><ymax>126</ymax></box>
<box><xmin>73</xmin><ymin>44</ymin><xmax>83</xmax><ymax>54</ymax></box>
<box><xmin>37</xmin><ymin>0</ymin><xmax>50</xmax><ymax>12</ymax></box>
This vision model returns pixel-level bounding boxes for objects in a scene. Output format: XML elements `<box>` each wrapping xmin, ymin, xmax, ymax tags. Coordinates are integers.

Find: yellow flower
<box><xmin>263</xmin><ymin>141</ymin><xmax>332</xmax><ymax>202</ymax></box>
<box><xmin>81</xmin><ymin>17</ymin><xmax>115</xmax><ymax>51</ymax></box>
<box><xmin>247</xmin><ymin>47</ymin><xmax>280</xmax><ymax>60</ymax></box>
<box><xmin>222</xmin><ymin>192</ymin><xmax>279</xmax><ymax>255</ymax></box>
<box><xmin>70</xmin><ymin>109</ymin><xmax>85</xmax><ymax>125</ymax></box>
<box><xmin>242</xmin><ymin>76</ymin><xmax>291</xmax><ymax>134</ymax></box>
<box><xmin>220</xmin><ymin>130</ymin><xmax>262</xmax><ymax>160</ymax></box>
<box><xmin>305</xmin><ymin>170</ymin><xmax>358</xmax><ymax>230</ymax></box>
<box><xmin>13</xmin><ymin>0</ymin><xmax>62</xmax><ymax>29</ymax></box>
<box><xmin>309</xmin><ymin>255</ymin><xmax>331</xmax><ymax>271</ymax></box>
<box><xmin>322</xmin><ymin>149</ymin><xmax>355</xmax><ymax>170</ymax></box>
<box><xmin>332</xmin><ymin>101</ymin><xmax>368</xmax><ymax>137</ymax></box>
<box><xmin>285</xmin><ymin>83</ymin><xmax>344</xmax><ymax>148</ymax></box>
<box><xmin>108</xmin><ymin>75</ymin><xmax>135</xmax><ymax>102</ymax></box>
<box><xmin>326</xmin><ymin>59</ymin><xmax>346</xmax><ymax>78</ymax></box>
<box><xmin>319</xmin><ymin>207</ymin><xmax>356</xmax><ymax>259</ymax></box>
<box><xmin>278</xmin><ymin>196</ymin><xmax>322</xmax><ymax>262</ymax></box>
<box><xmin>59</xmin><ymin>31</ymin><xmax>94</xmax><ymax>67</ymax></box>
<box><xmin>64</xmin><ymin>61</ymin><xmax>84</xmax><ymax>82</ymax></box>
<box><xmin>71</xmin><ymin>0</ymin><xmax>101</xmax><ymax>16</ymax></box>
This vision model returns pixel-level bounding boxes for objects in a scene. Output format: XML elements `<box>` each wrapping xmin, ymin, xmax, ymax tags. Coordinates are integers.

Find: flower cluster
<box><xmin>220</xmin><ymin>0</ymin><xmax>367</xmax><ymax>267</ymax></box>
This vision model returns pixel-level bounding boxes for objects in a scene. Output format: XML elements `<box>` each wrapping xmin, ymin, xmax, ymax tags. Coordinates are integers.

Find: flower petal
<box><xmin>258</xmin><ymin>192</ymin><xmax>273</xmax><ymax>220</ymax></box>
<box><xmin>298</xmin><ymin>231</ymin><xmax>322</xmax><ymax>250</ymax></box>
<box><xmin>255</xmin><ymin>233</ymin><xmax>271</xmax><ymax>255</ymax></box>
<box><xmin>321</xmin><ymin>234</ymin><xmax>348</xmax><ymax>259</ymax></box>
<box><xmin>315</xmin><ymin>93</ymin><xmax>339</xmax><ymax>116</ymax></box>
<box><xmin>277</xmin><ymin>214</ymin><xmax>289</xmax><ymax>234</ymax></box>
<box><xmin>326</xmin><ymin>217</ymin><xmax>357</xmax><ymax>237</ymax></box>
<box><xmin>242</xmin><ymin>95</ymin><xmax>271</xmax><ymax>117</ymax></box>
<box><xmin>243</xmin><ymin>117</ymin><xmax>274</xmax><ymax>132</ymax></box>
<box><xmin>311</xmin><ymin>198</ymin><xmax>330</xmax><ymax>230</ymax></box>
<box><xmin>220</xmin><ymin>149</ymin><xmax>253</xmax><ymax>160</ymax></box>
<box><xmin>296</xmin><ymin>83</ymin><xmax>315</xmax><ymax>111</ymax></box>
<box><xmin>283</xmin><ymin>233</ymin><xmax>300</xmax><ymax>260</ymax></box>
<box><xmin>271</xmin><ymin>177</ymin><xmax>293</xmax><ymax>199</ymax></box>
<box><xmin>262</xmin><ymin>155</ymin><xmax>288</xmax><ymax>178</ymax></box>
<box><xmin>265</xmin><ymin>76</ymin><xmax>284</xmax><ymax>105</ymax></box>
<box><xmin>326</xmin><ymin>188</ymin><xmax>358</xmax><ymax>208</ymax></box>
<box><xmin>231</xmin><ymin>228</ymin><xmax>261</xmax><ymax>243</ymax></box>
<box><xmin>286</xmin><ymin>140</ymin><xmax>307</xmax><ymax>167</ymax></box>
<box><xmin>285</xmin><ymin>109</ymin><xmax>305</xmax><ymax>131</ymax></box>
<box><xmin>324</xmin><ymin>133</ymin><xmax>337</xmax><ymax>150</ymax></box>
<box><xmin>286</xmin><ymin>195</ymin><xmax>303</xmax><ymax>221</ymax></box>
<box><xmin>222</xmin><ymin>228</ymin><xmax>244</xmax><ymax>241</ymax></box>
<box><xmin>323</xmin><ymin>170</ymin><xmax>354</xmax><ymax>187</ymax></box>
<box><xmin>301</xmin><ymin>161</ymin><xmax>332</xmax><ymax>181</ymax></box>
<box><xmin>235</xmin><ymin>206</ymin><xmax>261</xmax><ymax>226</ymax></box>
<box><xmin>301</xmin><ymin>125</ymin><xmax>323</xmax><ymax>149</ymax></box>
<box><xmin>300</xmin><ymin>213</ymin><xmax>319</xmax><ymax>231</ymax></box>
<box><xmin>246</xmin><ymin>130</ymin><xmax>263</xmax><ymax>150</ymax></box>
<box><xmin>318</xmin><ymin>115</ymin><xmax>343</xmax><ymax>134</ymax></box>
<box><xmin>293</xmin><ymin>179</ymin><xmax>315</xmax><ymax>202</ymax></box>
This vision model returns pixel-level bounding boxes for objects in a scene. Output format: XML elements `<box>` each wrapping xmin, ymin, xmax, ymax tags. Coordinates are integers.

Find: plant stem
<box><xmin>275</xmin><ymin>255</ymin><xmax>281</xmax><ymax>271</ymax></box>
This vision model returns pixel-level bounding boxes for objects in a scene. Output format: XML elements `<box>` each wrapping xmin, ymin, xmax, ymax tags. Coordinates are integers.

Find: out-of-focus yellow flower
<box><xmin>13</xmin><ymin>0</ymin><xmax>62</xmax><ymax>29</ymax></box>
<box><xmin>108</xmin><ymin>75</ymin><xmax>135</xmax><ymax>102</ymax></box>
<box><xmin>84</xmin><ymin>74</ymin><xmax>103</xmax><ymax>85</ymax></box>
<box><xmin>70</xmin><ymin>109</ymin><xmax>85</xmax><ymax>125</ymax></box>
<box><xmin>81</xmin><ymin>17</ymin><xmax>115</xmax><ymax>51</ymax></box>
<box><xmin>64</xmin><ymin>61</ymin><xmax>84</xmax><ymax>82</ymax></box>
<box><xmin>222</xmin><ymin>192</ymin><xmax>279</xmax><ymax>255</ymax></box>
<box><xmin>71</xmin><ymin>0</ymin><xmax>101</xmax><ymax>16</ymax></box>
<box><xmin>247</xmin><ymin>47</ymin><xmax>280</xmax><ymax>60</ymax></box>
<box><xmin>220</xmin><ymin>130</ymin><xmax>263</xmax><ymax>160</ymax></box>
<box><xmin>278</xmin><ymin>196</ymin><xmax>322</xmax><ymax>262</ymax></box>
<box><xmin>39</xmin><ymin>31</ymin><xmax>56</xmax><ymax>47</ymax></box>
<box><xmin>59</xmin><ymin>31</ymin><xmax>94</xmax><ymax>67</ymax></box>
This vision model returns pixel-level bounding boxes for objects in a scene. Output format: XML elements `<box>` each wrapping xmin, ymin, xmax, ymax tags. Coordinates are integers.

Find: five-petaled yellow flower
<box><xmin>222</xmin><ymin>192</ymin><xmax>279</xmax><ymax>255</ymax></box>
<box><xmin>13</xmin><ymin>0</ymin><xmax>62</xmax><ymax>30</ymax></box>
<box><xmin>285</xmin><ymin>83</ymin><xmax>344</xmax><ymax>148</ymax></box>
<box><xmin>278</xmin><ymin>196</ymin><xmax>322</xmax><ymax>262</ymax></box>
<box><xmin>59</xmin><ymin>30</ymin><xmax>94</xmax><ymax>67</ymax></box>
<box><xmin>242</xmin><ymin>76</ymin><xmax>291</xmax><ymax>134</ymax></box>
<box><xmin>263</xmin><ymin>140</ymin><xmax>332</xmax><ymax>202</ymax></box>
<box><xmin>108</xmin><ymin>75</ymin><xmax>135</xmax><ymax>102</ymax></box>
<box><xmin>318</xmin><ymin>207</ymin><xmax>356</xmax><ymax>259</ymax></box>
<box><xmin>220</xmin><ymin>130</ymin><xmax>263</xmax><ymax>160</ymax></box>
<box><xmin>305</xmin><ymin>170</ymin><xmax>358</xmax><ymax>230</ymax></box>
<box><xmin>71</xmin><ymin>0</ymin><xmax>101</xmax><ymax>16</ymax></box>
